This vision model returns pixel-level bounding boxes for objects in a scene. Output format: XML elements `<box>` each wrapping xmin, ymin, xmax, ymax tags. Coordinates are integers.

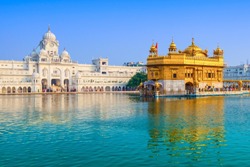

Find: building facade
<box><xmin>0</xmin><ymin>27</ymin><xmax>145</xmax><ymax>94</ymax></box>
<box><xmin>142</xmin><ymin>38</ymin><xmax>224</xmax><ymax>95</ymax></box>
<box><xmin>224</xmin><ymin>64</ymin><xmax>250</xmax><ymax>80</ymax></box>
<box><xmin>123</xmin><ymin>61</ymin><xmax>144</xmax><ymax>67</ymax></box>
<box><xmin>223</xmin><ymin>64</ymin><xmax>250</xmax><ymax>90</ymax></box>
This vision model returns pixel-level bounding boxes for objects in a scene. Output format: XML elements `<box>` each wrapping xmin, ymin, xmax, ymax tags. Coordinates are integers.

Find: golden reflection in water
<box><xmin>147</xmin><ymin>97</ymin><xmax>226</xmax><ymax>161</ymax></box>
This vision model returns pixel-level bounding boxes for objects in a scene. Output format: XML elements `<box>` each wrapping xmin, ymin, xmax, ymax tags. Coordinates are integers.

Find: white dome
<box><xmin>31</xmin><ymin>49</ymin><xmax>38</xmax><ymax>57</ymax></box>
<box><xmin>61</xmin><ymin>49</ymin><xmax>70</xmax><ymax>58</ymax></box>
<box><xmin>43</xmin><ymin>27</ymin><xmax>56</xmax><ymax>41</ymax></box>
<box><xmin>25</xmin><ymin>55</ymin><xmax>30</xmax><ymax>60</ymax></box>
<box><xmin>32</xmin><ymin>72</ymin><xmax>40</xmax><ymax>78</ymax></box>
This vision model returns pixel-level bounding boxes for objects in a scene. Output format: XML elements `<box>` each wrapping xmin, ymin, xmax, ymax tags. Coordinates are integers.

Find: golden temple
<box><xmin>142</xmin><ymin>38</ymin><xmax>224</xmax><ymax>96</ymax></box>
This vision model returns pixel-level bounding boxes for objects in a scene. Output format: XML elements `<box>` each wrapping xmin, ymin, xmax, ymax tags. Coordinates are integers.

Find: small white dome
<box><xmin>25</xmin><ymin>55</ymin><xmax>31</xmax><ymax>60</ymax></box>
<box><xmin>61</xmin><ymin>48</ymin><xmax>70</xmax><ymax>58</ymax></box>
<box><xmin>32</xmin><ymin>72</ymin><xmax>40</xmax><ymax>78</ymax></box>
<box><xmin>31</xmin><ymin>49</ymin><xmax>38</xmax><ymax>57</ymax></box>
<box><xmin>61</xmin><ymin>49</ymin><xmax>69</xmax><ymax>56</ymax></box>
<box><xmin>43</xmin><ymin>26</ymin><xmax>56</xmax><ymax>41</ymax></box>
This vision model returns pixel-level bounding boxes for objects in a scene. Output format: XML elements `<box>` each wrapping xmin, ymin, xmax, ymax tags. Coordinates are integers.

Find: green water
<box><xmin>0</xmin><ymin>94</ymin><xmax>249</xmax><ymax>166</ymax></box>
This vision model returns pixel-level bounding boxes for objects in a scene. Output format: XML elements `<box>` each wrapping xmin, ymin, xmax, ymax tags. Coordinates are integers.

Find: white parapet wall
<box><xmin>162</xmin><ymin>80</ymin><xmax>185</xmax><ymax>92</ymax></box>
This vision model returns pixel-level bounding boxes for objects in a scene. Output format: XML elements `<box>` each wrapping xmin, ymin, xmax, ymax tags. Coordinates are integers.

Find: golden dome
<box><xmin>168</xmin><ymin>38</ymin><xmax>177</xmax><ymax>52</ymax></box>
<box><xmin>170</xmin><ymin>41</ymin><xmax>176</xmax><ymax>48</ymax></box>
<box><xmin>150</xmin><ymin>44</ymin><xmax>157</xmax><ymax>52</ymax></box>
<box><xmin>182</xmin><ymin>38</ymin><xmax>207</xmax><ymax>57</ymax></box>
<box><xmin>213</xmin><ymin>46</ymin><xmax>223</xmax><ymax>56</ymax></box>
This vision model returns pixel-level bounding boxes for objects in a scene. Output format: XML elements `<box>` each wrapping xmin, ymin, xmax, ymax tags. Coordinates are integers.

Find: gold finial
<box><xmin>214</xmin><ymin>43</ymin><xmax>223</xmax><ymax>56</ymax></box>
<box><xmin>150</xmin><ymin>41</ymin><xmax>157</xmax><ymax>53</ymax></box>
<box><xmin>169</xmin><ymin>37</ymin><xmax>177</xmax><ymax>52</ymax></box>
<box><xmin>192</xmin><ymin>38</ymin><xmax>194</xmax><ymax>45</ymax></box>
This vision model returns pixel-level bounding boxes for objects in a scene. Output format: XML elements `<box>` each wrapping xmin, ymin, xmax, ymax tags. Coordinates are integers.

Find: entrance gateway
<box><xmin>185</xmin><ymin>82</ymin><xmax>194</xmax><ymax>94</ymax></box>
<box><xmin>51</xmin><ymin>79</ymin><xmax>61</xmax><ymax>92</ymax></box>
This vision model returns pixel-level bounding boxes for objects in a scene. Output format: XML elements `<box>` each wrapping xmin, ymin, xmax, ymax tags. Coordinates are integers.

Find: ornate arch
<box><xmin>17</xmin><ymin>87</ymin><xmax>22</xmax><ymax>93</ymax></box>
<box><xmin>64</xmin><ymin>69</ymin><xmax>70</xmax><ymax>78</ymax></box>
<box><xmin>12</xmin><ymin>87</ymin><xmax>16</xmax><ymax>93</ymax></box>
<box><xmin>52</xmin><ymin>67</ymin><xmax>61</xmax><ymax>76</ymax></box>
<box><xmin>42</xmin><ymin>68</ymin><xmax>48</xmax><ymax>77</ymax></box>
<box><xmin>7</xmin><ymin>87</ymin><xmax>11</xmax><ymax>94</ymax></box>
<box><xmin>2</xmin><ymin>87</ymin><xmax>6</xmax><ymax>94</ymax></box>
<box><xmin>105</xmin><ymin>86</ymin><xmax>111</xmax><ymax>91</ymax></box>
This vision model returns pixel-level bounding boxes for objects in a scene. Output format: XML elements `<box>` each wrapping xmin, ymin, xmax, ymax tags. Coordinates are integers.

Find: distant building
<box><xmin>142</xmin><ymin>38</ymin><xmax>224</xmax><ymax>95</ymax></box>
<box><xmin>123</xmin><ymin>61</ymin><xmax>146</xmax><ymax>73</ymax></box>
<box><xmin>123</xmin><ymin>61</ymin><xmax>145</xmax><ymax>67</ymax></box>
<box><xmin>224</xmin><ymin>64</ymin><xmax>250</xmax><ymax>80</ymax></box>
<box><xmin>124</xmin><ymin>61</ymin><xmax>144</xmax><ymax>67</ymax></box>
<box><xmin>223</xmin><ymin>64</ymin><xmax>250</xmax><ymax>89</ymax></box>
<box><xmin>0</xmin><ymin>27</ymin><xmax>144</xmax><ymax>93</ymax></box>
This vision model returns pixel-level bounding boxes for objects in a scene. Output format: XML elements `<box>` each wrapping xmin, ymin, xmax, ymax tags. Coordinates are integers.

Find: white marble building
<box><xmin>223</xmin><ymin>64</ymin><xmax>250</xmax><ymax>89</ymax></box>
<box><xmin>0</xmin><ymin>27</ymin><xmax>145</xmax><ymax>94</ymax></box>
<box><xmin>224</xmin><ymin>64</ymin><xmax>250</xmax><ymax>80</ymax></box>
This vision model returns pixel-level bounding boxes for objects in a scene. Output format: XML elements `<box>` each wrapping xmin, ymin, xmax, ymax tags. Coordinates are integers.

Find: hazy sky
<box><xmin>1</xmin><ymin>0</ymin><xmax>250</xmax><ymax>65</ymax></box>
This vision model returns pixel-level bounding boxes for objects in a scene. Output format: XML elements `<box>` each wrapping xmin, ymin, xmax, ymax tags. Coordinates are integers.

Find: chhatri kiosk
<box><xmin>142</xmin><ymin>38</ymin><xmax>224</xmax><ymax>96</ymax></box>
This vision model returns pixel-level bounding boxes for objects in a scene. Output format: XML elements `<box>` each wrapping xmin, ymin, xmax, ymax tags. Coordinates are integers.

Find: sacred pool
<box><xmin>0</xmin><ymin>94</ymin><xmax>249</xmax><ymax>166</ymax></box>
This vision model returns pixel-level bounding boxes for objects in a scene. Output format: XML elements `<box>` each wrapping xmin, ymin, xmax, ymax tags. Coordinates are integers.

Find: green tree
<box><xmin>127</xmin><ymin>72</ymin><xmax>147</xmax><ymax>88</ymax></box>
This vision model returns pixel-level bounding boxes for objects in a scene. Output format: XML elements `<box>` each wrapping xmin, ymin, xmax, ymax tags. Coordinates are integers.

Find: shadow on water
<box><xmin>145</xmin><ymin>96</ymin><xmax>226</xmax><ymax>165</ymax></box>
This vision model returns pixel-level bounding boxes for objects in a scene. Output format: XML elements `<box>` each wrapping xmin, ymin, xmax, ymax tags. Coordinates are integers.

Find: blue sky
<box><xmin>1</xmin><ymin>0</ymin><xmax>250</xmax><ymax>65</ymax></box>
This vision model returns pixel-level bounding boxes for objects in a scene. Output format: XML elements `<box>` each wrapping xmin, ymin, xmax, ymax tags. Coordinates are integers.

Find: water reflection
<box><xmin>147</xmin><ymin>97</ymin><xmax>226</xmax><ymax>163</ymax></box>
<box><xmin>1</xmin><ymin>94</ymin><xmax>249</xmax><ymax>166</ymax></box>
<box><xmin>0</xmin><ymin>94</ymin><xmax>77</xmax><ymax>126</ymax></box>
<box><xmin>0</xmin><ymin>94</ymin><xmax>138</xmax><ymax>126</ymax></box>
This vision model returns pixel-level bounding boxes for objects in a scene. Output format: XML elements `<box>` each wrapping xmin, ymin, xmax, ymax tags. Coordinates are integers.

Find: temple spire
<box><xmin>48</xmin><ymin>24</ymin><xmax>51</xmax><ymax>31</ymax></box>
<box><xmin>192</xmin><ymin>38</ymin><xmax>194</xmax><ymax>45</ymax></box>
